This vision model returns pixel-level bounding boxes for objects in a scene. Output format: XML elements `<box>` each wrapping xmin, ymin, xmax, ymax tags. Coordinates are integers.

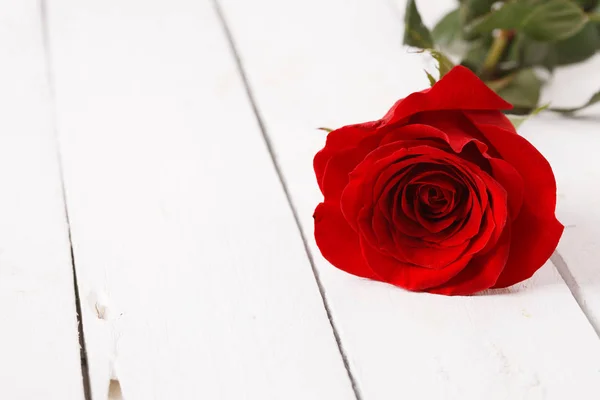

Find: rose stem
<box><xmin>481</xmin><ymin>29</ymin><xmax>510</xmax><ymax>79</ymax></box>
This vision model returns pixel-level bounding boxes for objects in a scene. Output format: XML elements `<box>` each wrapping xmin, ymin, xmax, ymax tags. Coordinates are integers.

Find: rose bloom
<box><xmin>313</xmin><ymin>66</ymin><xmax>563</xmax><ymax>295</ymax></box>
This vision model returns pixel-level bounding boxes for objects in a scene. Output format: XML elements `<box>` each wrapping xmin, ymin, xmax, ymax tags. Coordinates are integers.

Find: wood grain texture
<box><xmin>521</xmin><ymin>54</ymin><xmax>600</xmax><ymax>333</ymax></box>
<box><xmin>0</xmin><ymin>1</ymin><xmax>84</xmax><ymax>399</ymax></box>
<box><xmin>44</xmin><ymin>0</ymin><xmax>356</xmax><ymax>399</ymax></box>
<box><xmin>217</xmin><ymin>0</ymin><xmax>600</xmax><ymax>398</ymax></box>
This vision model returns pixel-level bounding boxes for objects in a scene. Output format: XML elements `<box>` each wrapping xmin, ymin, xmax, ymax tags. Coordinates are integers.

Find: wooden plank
<box><xmin>520</xmin><ymin>54</ymin><xmax>600</xmax><ymax>333</ymax></box>
<box><xmin>44</xmin><ymin>0</ymin><xmax>356</xmax><ymax>399</ymax></box>
<box><xmin>0</xmin><ymin>1</ymin><xmax>84</xmax><ymax>399</ymax></box>
<box><xmin>216</xmin><ymin>0</ymin><xmax>600</xmax><ymax>398</ymax></box>
<box><xmin>521</xmin><ymin>114</ymin><xmax>600</xmax><ymax>333</ymax></box>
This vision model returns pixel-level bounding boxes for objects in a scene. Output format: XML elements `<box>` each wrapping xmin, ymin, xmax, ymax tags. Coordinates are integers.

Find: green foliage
<box><xmin>460</xmin><ymin>0</ymin><xmax>498</xmax><ymax>25</ymax></box>
<box><xmin>508</xmin><ymin>104</ymin><xmax>549</xmax><ymax>129</ymax></box>
<box><xmin>424</xmin><ymin>69</ymin><xmax>437</xmax><ymax>86</ymax></box>
<box><xmin>432</xmin><ymin>9</ymin><xmax>462</xmax><ymax>47</ymax></box>
<box><xmin>317</xmin><ymin>127</ymin><xmax>333</xmax><ymax>133</ymax></box>
<box><xmin>459</xmin><ymin>0</ymin><xmax>498</xmax><ymax>39</ymax></box>
<box><xmin>467</xmin><ymin>3</ymin><xmax>533</xmax><ymax>35</ymax></box>
<box><xmin>495</xmin><ymin>69</ymin><xmax>543</xmax><ymax>109</ymax></box>
<box><xmin>467</xmin><ymin>0</ymin><xmax>587</xmax><ymax>42</ymax></box>
<box><xmin>430</xmin><ymin>50</ymin><xmax>455</xmax><ymax>77</ymax></box>
<box><xmin>554</xmin><ymin>22</ymin><xmax>600</xmax><ymax>65</ymax></box>
<box><xmin>574</xmin><ymin>0</ymin><xmax>599</xmax><ymax>12</ymax></box>
<box><xmin>523</xmin><ymin>0</ymin><xmax>588</xmax><ymax>41</ymax></box>
<box><xmin>403</xmin><ymin>0</ymin><xmax>434</xmax><ymax>49</ymax></box>
<box><xmin>462</xmin><ymin>35</ymin><xmax>494</xmax><ymax>72</ymax></box>
<box><xmin>404</xmin><ymin>0</ymin><xmax>600</xmax><ymax>115</ymax></box>
<box><xmin>551</xmin><ymin>90</ymin><xmax>600</xmax><ymax>114</ymax></box>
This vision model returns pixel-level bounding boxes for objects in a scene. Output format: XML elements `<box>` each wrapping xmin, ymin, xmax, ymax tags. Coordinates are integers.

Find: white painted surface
<box><xmin>523</xmin><ymin>56</ymin><xmax>600</xmax><ymax>335</ymax></box>
<box><xmin>218</xmin><ymin>0</ymin><xmax>600</xmax><ymax>398</ymax></box>
<box><xmin>0</xmin><ymin>1</ymin><xmax>83</xmax><ymax>399</ymax></box>
<box><xmin>44</xmin><ymin>0</ymin><xmax>355</xmax><ymax>399</ymax></box>
<box><xmin>1</xmin><ymin>0</ymin><xmax>598</xmax><ymax>399</ymax></box>
<box><xmin>525</xmin><ymin>116</ymin><xmax>600</xmax><ymax>333</ymax></box>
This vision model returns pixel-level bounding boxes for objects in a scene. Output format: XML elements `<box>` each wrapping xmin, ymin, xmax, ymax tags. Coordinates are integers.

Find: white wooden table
<box><xmin>1</xmin><ymin>0</ymin><xmax>600</xmax><ymax>399</ymax></box>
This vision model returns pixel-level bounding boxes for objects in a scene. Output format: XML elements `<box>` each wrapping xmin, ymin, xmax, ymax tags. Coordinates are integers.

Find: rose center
<box><xmin>418</xmin><ymin>184</ymin><xmax>450</xmax><ymax>212</ymax></box>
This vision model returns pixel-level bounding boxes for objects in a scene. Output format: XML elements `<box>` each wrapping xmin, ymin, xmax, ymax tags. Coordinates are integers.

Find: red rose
<box><xmin>313</xmin><ymin>66</ymin><xmax>563</xmax><ymax>295</ymax></box>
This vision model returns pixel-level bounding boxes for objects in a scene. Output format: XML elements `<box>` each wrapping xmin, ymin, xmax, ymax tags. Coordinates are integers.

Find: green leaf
<box><xmin>485</xmin><ymin>73</ymin><xmax>517</xmax><ymax>93</ymax></box>
<box><xmin>507</xmin><ymin>116</ymin><xmax>526</xmax><ymax>129</ymax></box>
<box><xmin>461</xmin><ymin>35</ymin><xmax>493</xmax><ymax>73</ymax></box>
<box><xmin>508</xmin><ymin>35</ymin><xmax>557</xmax><ymax>71</ymax></box>
<box><xmin>495</xmin><ymin>69</ymin><xmax>543</xmax><ymax>109</ymax></box>
<box><xmin>460</xmin><ymin>0</ymin><xmax>498</xmax><ymax>25</ymax></box>
<box><xmin>506</xmin><ymin>33</ymin><xmax>524</xmax><ymax>64</ymax></box>
<box><xmin>523</xmin><ymin>0</ymin><xmax>588</xmax><ymax>41</ymax></box>
<box><xmin>468</xmin><ymin>0</ymin><xmax>588</xmax><ymax>41</ymax></box>
<box><xmin>521</xmin><ymin>40</ymin><xmax>555</xmax><ymax>68</ymax></box>
<box><xmin>554</xmin><ymin>22</ymin><xmax>600</xmax><ymax>65</ymax></box>
<box><xmin>318</xmin><ymin>127</ymin><xmax>333</xmax><ymax>133</ymax></box>
<box><xmin>574</xmin><ymin>0</ymin><xmax>599</xmax><ymax>11</ymax></box>
<box><xmin>551</xmin><ymin>90</ymin><xmax>600</xmax><ymax>114</ymax></box>
<box><xmin>467</xmin><ymin>3</ymin><xmax>533</xmax><ymax>34</ymax></box>
<box><xmin>507</xmin><ymin>104</ymin><xmax>549</xmax><ymax>130</ymax></box>
<box><xmin>433</xmin><ymin>9</ymin><xmax>462</xmax><ymax>47</ymax></box>
<box><xmin>433</xmin><ymin>9</ymin><xmax>470</xmax><ymax>58</ymax></box>
<box><xmin>429</xmin><ymin>49</ymin><xmax>455</xmax><ymax>77</ymax></box>
<box><xmin>403</xmin><ymin>0</ymin><xmax>434</xmax><ymax>49</ymax></box>
<box><xmin>424</xmin><ymin>69</ymin><xmax>437</xmax><ymax>86</ymax></box>
<box><xmin>459</xmin><ymin>0</ymin><xmax>498</xmax><ymax>40</ymax></box>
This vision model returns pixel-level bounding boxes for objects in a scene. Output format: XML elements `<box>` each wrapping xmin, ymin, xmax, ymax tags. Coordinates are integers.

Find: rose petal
<box><xmin>340</xmin><ymin>143</ymin><xmax>413</xmax><ymax>228</ymax></box>
<box><xmin>438</xmin><ymin>179</ymin><xmax>484</xmax><ymax>247</ymax></box>
<box><xmin>321</xmin><ymin>147</ymin><xmax>367</xmax><ymax>201</ymax></box>
<box><xmin>410</xmin><ymin>168</ymin><xmax>461</xmax><ymax>192</ymax></box>
<box><xmin>371</xmin><ymin>206</ymin><xmax>395</xmax><ymax>249</ymax></box>
<box><xmin>314</xmin><ymin>122</ymin><xmax>382</xmax><ymax>193</ymax></box>
<box><xmin>469</xmin><ymin>207</ymin><xmax>503</xmax><ymax>258</ymax></box>
<box><xmin>493</xmin><ymin>208</ymin><xmax>563</xmax><ymax>288</ymax></box>
<box><xmin>423</xmin><ymin>194</ymin><xmax>470</xmax><ymax>244</ymax></box>
<box><xmin>373</xmin><ymin>163</ymin><xmax>418</xmax><ymax>205</ymax></box>
<box><xmin>382</xmin><ymin>66</ymin><xmax>512</xmax><ymax>126</ymax></box>
<box><xmin>314</xmin><ymin>202</ymin><xmax>378</xmax><ymax>279</ymax></box>
<box><xmin>379</xmin><ymin>124</ymin><xmax>450</xmax><ymax>147</ymax></box>
<box><xmin>464</xmin><ymin>122</ymin><xmax>557</xmax><ymax>218</ymax></box>
<box><xmin>413</xmin><ymin>199</ymin><xmax>457</xmax><ymax>233</ymax></box>
<box><xmin>488</xmin><ymin>158</ymin><xmax>524</xmax><ymax>221</ymax></box>
<box><xmin>344</xmin><ymin>144</ymin><xmax>507</xmax><ymax>271</ymax></box>
<box><xmin>462</xmin><ymin>110</ymin><xmax>517</xmax><ymax>135</ymax></box>
<box><xmin>400</xmin><ymin>182</ymin><xmax>419</xmax><ymax>223</ymax></box>
<box><xmin>341</xmin><ymin>144</ymin><xmax>435</xmax><ymax>230</ymax></box>
<box><xmin>360</xmin><ymin>236</ymin><xmax>472</xmax><ymax>290</ymax></box>
<box><xmin>377</xmin><ymin>165</ymin><xmax>420</xmax><ymax>223</ymax></box>
<box><xmin>460</xmin><ymin>119</ymin><xmax>563</xmax><ymax>287</ymax></box>
<box><xmin>428</xmin><ymin>224</ymin><xmax>511</xmax><ymax>295</ymax></box>
<box><xmin>465</xmin><ymin>170</ymin><xmax>508</xmax><ymax>253</ymax></box>
<box><xmin>389</xmin><ymin>232</ymin><xmax>470</xmax><ymax>269</ymax></box>
<box><xmin>464</xmin><ymin>210</ymin><xmax>497</xmax><ymax>256</ymax></box>
<box><xmin>411</xmin><ymin>111</ymin><xmax>490</xmax><ymax>156</ymax></box>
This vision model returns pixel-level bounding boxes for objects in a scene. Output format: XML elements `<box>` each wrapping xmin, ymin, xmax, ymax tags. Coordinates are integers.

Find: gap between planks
<box><xmin>210</xmin><ymin>1</ymin><xmax>362</xmax><ymax>399</ymax></box>
<box><xmin>39</xmin><ymin>0</ymin><xmax>93</xmax><ymax>399</ymax></box>
<box><xmin>551</xmin><ymin>251</ymin><xmax>600</xmax><ymax>338</ymax></box>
